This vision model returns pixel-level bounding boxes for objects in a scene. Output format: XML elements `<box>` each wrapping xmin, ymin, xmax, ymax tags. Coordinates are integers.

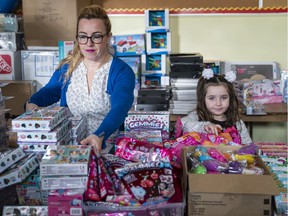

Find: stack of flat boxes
<box><xmin>40</xmin><ymin>145</ymin><xmax>91</xmax><ymax>215</ymax></box>
<box><xmin>169</xmin><ymin>53</ymin><xmax>203</xmax><ymax>114</ymax></box>
<box><xmin>11</xmin><ymin>104</ymin><xmax>72</xmax><ymax>156</ymax></box>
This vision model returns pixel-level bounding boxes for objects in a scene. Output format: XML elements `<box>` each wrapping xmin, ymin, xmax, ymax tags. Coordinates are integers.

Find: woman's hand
<box><xmin>26</xmin><ymin>102</ymin><xmax>39</xmax><ymax>111</ymax></box>
<box><xmin>80</xmin><ymin>134</ymin><xmax>104</xmax><ymax>155</ymax></box>
<box><xmin>203</xmin><ymin>123</ymin><xmax>222</xmax><ymax>135</ymax></box>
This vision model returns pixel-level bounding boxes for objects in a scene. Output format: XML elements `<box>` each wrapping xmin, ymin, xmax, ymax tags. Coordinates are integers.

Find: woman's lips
<box><xmin>85</xmin><ymin>49</ymin><xmax>95</xmax><ymax>53</ymax></box>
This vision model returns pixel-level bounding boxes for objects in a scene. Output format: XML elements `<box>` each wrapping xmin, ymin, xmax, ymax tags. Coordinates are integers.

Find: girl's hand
<box><xmin>204</xmin><ymin>124</ymin><xmax>222</xmax><ymax>135</ymax></box>
<box><xmin>80</xmin><ymin>134</ymin><xmax>103</xmax><ymax>155</ymax></box>
<box><xmin>26</xmin><ymin>102</ymin><xmax>39</xmax><ymax>111</ymax></box>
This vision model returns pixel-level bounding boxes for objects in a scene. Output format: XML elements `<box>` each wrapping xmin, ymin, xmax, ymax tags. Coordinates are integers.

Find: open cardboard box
<box><xmin>182</xmin><ymin>146</ymin><xmax>280</xmax><ymax>216</ymax></box>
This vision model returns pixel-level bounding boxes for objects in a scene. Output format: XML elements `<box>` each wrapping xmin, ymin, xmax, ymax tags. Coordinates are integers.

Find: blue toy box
<box><xmin>141</xmin><ymin>54</ymin><xmax>167</xmax><ymax>76</ymax></box>
<box><xmin>145</xmin><ymin>9</ymin><xmax>170</xmax><ymax>32</ymax></box>
<box><xmin>146</xmin><ymin>32</ymin><xmax>171</xmax><ymax>54</ymax></box>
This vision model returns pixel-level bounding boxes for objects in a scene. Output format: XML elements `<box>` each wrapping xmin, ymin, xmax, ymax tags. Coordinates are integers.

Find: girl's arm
<box><xmin>181</xmin><ymin>111</ymin><xmax>212</xmax><ymax>133</ymax></box>
<box><xmin>237</xmin><ymin>120</ymin><xmax>253</xmax><ymax>145</ymax></box>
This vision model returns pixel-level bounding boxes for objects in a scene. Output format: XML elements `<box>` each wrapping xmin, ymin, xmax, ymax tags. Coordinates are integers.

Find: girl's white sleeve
<box><xmin>181</xmin><ymin>111</ymin><xmax>210</xmax><ymax>133</ymax></box>
<box><xmin>236</xmin><ymin>120</ymin><xmax>253</xmax><ymax>145</ymax></box>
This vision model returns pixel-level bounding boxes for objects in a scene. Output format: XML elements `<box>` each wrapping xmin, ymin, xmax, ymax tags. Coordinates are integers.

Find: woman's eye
<box><xmin>92</xmin><ymin>34</ymin><xmax>102</xmax><ymax>39</ymax></box>
<box><xmin>78</xmin><ymin>35</ymin><xmax>87</xmax><ymax>39</ymax></box>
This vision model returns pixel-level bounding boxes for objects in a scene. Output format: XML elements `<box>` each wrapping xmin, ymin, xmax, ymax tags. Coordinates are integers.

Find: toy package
<box><xmin>40</xmin><ymin>145</ymin><xmax>91</xmax><ymax>176</ymax></box>
<box><xmin>11</xmin><ymin>104</ymin><xmax>70</xmax><ymax>131</ymax></box>
<box><xmin>17</xmin><ymin>118</ymin><xmax>71</xmax><ymax>142</ymax></box>
<box><xmin>0</xmin><ymin>154</ymin><xmax>40</xmax><ymax>189</ymax></box>
<box><xmin>0</xmin><ymin>147</ymin><xmax>26</xmax><ymax>174</ymax></box>
<box><xmin>2</xmin><ymin>206</ymin><xmax>48</xmax><ymax>216</ymax></box>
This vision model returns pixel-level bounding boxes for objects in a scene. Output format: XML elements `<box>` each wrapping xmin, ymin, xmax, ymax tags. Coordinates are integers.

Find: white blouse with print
<box><xmin>66</xmin><ymin>58</ymin><xmax>113</xmax><ymax>135</ymax></box>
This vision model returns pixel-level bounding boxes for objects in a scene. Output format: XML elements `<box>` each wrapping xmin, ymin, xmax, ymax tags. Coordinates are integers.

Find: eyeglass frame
<box><xmin>76</xmin><ymin>32</ymin><xmax>108</xmax><ymax>45</ymax></box>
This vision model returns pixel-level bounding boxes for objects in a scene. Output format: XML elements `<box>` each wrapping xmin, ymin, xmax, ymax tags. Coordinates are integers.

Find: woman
<box><xmin>26</xmin><ymin>5</ymin><xmax>135</xmax><ymax>153</ymax></box>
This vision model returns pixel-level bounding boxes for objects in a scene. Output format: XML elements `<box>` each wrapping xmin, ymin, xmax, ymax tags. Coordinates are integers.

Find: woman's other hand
<box><xmin>26</xmin><ymin>102</ymin><xmax>39</xmax><ymax>111</ymax></box>
<box><xmin>80</xmin><ymin>134</ymin><xmax>103</xmax><ymax>155</ymax></box>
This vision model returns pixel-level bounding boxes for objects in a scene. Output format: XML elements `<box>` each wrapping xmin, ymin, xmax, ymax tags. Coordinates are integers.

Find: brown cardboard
<box><xmin>1</xmin><ymin>80</ymin><xmax>37</xmax><ymax>116</ymax></box>
<box><xmin>22</xmin><ymin>0</ymin><xmax>91</xmax><ymax>46</ymax></box>
<box><xmin>182</xmin><ymin>146</ymin><xmax>280</xmax><ymax>216</ymax></box>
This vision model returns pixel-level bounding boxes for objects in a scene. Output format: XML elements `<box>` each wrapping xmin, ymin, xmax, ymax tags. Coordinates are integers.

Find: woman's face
<box><xmin>77</xmin><ymin>18</ymin><xmax>111</xmax><ymax>61</ymax></box>
<box><xmin>205</xmin><ymin>85</ymin><xmax>230</xmax><ymax>120</ymax></box>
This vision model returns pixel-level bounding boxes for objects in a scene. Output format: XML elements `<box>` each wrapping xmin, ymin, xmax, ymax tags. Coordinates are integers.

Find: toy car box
<box><xmin>111</xmin><ymin>34</ymin><xmax>146</xmax><ymax>56</ymax></box>
<box><xmin>182</xmin><ymin>146</ymin><xmax>280</xmax><ymax>216</ymax></box>
<box><xmin>40</xmin><ymin>145</ymin><xmax>91</xmax><ymax>176</ymax></box>
<box><xmin>12</xmin><ymin>104</ymin><xmax>70</xmax><ymax>131</ymax></box>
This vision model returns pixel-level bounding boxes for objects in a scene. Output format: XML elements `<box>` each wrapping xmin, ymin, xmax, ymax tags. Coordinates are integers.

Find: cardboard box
<box><xmin>0</xmin><ymin>50</ymin><xmax>22</xmax><ymax>80</ymax></box>
<box><xmin>22</xmin><ymin>0</ymin><xmax>91</xmax><ymax>46</ymax></box>
<box><xmin>21</xmin><ymin>48</ymin><xmax>59</xmax><ymax>91</ymax></box>
<box><xmin>182</xmin><ymin>146</ymin><xmax>280</xmax><ymax>216</ymax></box>
<box><xmin>0</xmin><ymin>80</ymin><xmax>37</xmax><ymax>116</ymax></box>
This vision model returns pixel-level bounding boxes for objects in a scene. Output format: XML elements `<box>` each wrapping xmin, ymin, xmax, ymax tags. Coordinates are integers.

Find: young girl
<box><xmin>181</xmin><ymin>69</ymin><xmax>252</xmax><ymax>145</ymax></box>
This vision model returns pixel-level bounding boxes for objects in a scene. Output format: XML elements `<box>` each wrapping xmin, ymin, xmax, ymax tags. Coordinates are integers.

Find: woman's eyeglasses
<box><xmin>76</xmin><ymin>33</ymin><xmax>107</xmax><ymax>44</ymax></box>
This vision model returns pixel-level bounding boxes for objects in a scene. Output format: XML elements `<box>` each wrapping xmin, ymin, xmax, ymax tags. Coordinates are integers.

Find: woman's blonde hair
<box><xmin>57</xmin><ymin>5</ymin><xmax>111</xmax><ymax>81</ymax></box>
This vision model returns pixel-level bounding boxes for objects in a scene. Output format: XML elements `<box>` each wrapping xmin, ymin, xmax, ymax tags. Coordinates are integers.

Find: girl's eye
<box><xmin>208</xmin><ymin>96</ymin><xmax>215</xmax><ymax>101</ymax></box>
<box><xmin>221</xmin><ymin>96</ymin><xmax>229</xmax><ymax>100</ymax></box>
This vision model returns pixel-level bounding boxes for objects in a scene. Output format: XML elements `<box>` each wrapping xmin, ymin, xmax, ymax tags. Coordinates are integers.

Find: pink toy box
<box><xmin>40</xmin><ymin>145</ymin><xmax>91</xmax><ymax>176</ymax></box>
<box><xmin>12</xmin><ymin>104</ymin><xmax>70</xmax><ymax>131</ymax></box>
<box><xmin>241</xmin><ymin>79</ymin><xmax>283</xmax><ymax>104</ymax></box>
<box><xmin>48</xmin><ymin>189</ymin><xmax>84</xmax><ymax>216</ymax></box>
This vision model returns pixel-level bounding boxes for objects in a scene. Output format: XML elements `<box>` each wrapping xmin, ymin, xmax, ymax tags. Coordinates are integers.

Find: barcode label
<box><xmin>70</xmin><ymin>208</ymin><xmax>82</xmax><ymax>215</ymax></box>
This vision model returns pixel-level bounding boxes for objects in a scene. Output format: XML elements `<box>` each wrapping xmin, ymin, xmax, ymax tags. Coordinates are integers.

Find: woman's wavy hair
<box><xmin>196</xmin><ymin>74</ymin><xmax>240</xmax><ymax>127</ymax></box>
<box><xmin>56</xmin><ymin>5</ymin><xmax>111</xmax><ymax>81</ymax></box>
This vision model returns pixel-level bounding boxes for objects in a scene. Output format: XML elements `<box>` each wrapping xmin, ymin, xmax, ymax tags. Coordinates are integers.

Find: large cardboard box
<box><xmin>0</xmin><ymin>80</ymin><xmax>37</xmax><ymax>116</ymax></box>
<box><xmin>22</xmin><ymin>0</ymin><xmax>91</xmax><ymax>46</ymax></box>
<box><xmin>182</xmin><ymin>146</ymin><xmax>279</xmax><ymax>216</ymax></box>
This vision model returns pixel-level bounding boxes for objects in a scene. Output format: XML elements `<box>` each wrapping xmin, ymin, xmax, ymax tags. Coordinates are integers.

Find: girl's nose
<box><xmin>216</xmin><ymin>98</ymin><xmax>221</xmax><ymax>105</ymax></box>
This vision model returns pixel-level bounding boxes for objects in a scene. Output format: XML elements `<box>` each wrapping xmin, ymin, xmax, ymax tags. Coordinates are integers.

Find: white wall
<box><xmin>110</xmin><ymin>13</ymin><xmax>287</xmax><ymax>68</ymax></box>
<box><xmin>110</xmin><ymin>13</ymin><xmax>288</xmax><ymax>142</ymax></box>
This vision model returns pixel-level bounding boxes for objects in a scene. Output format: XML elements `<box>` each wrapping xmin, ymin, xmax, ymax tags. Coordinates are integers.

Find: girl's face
<box><xmin>77</xmin><ymin>18</ymin><xmax>111</xmax><ymax>61</ymax></box>
<box><xmin>205</xmin><ymin>85</ymin><xmax>230</xmax><ymax>121</ymax></box>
